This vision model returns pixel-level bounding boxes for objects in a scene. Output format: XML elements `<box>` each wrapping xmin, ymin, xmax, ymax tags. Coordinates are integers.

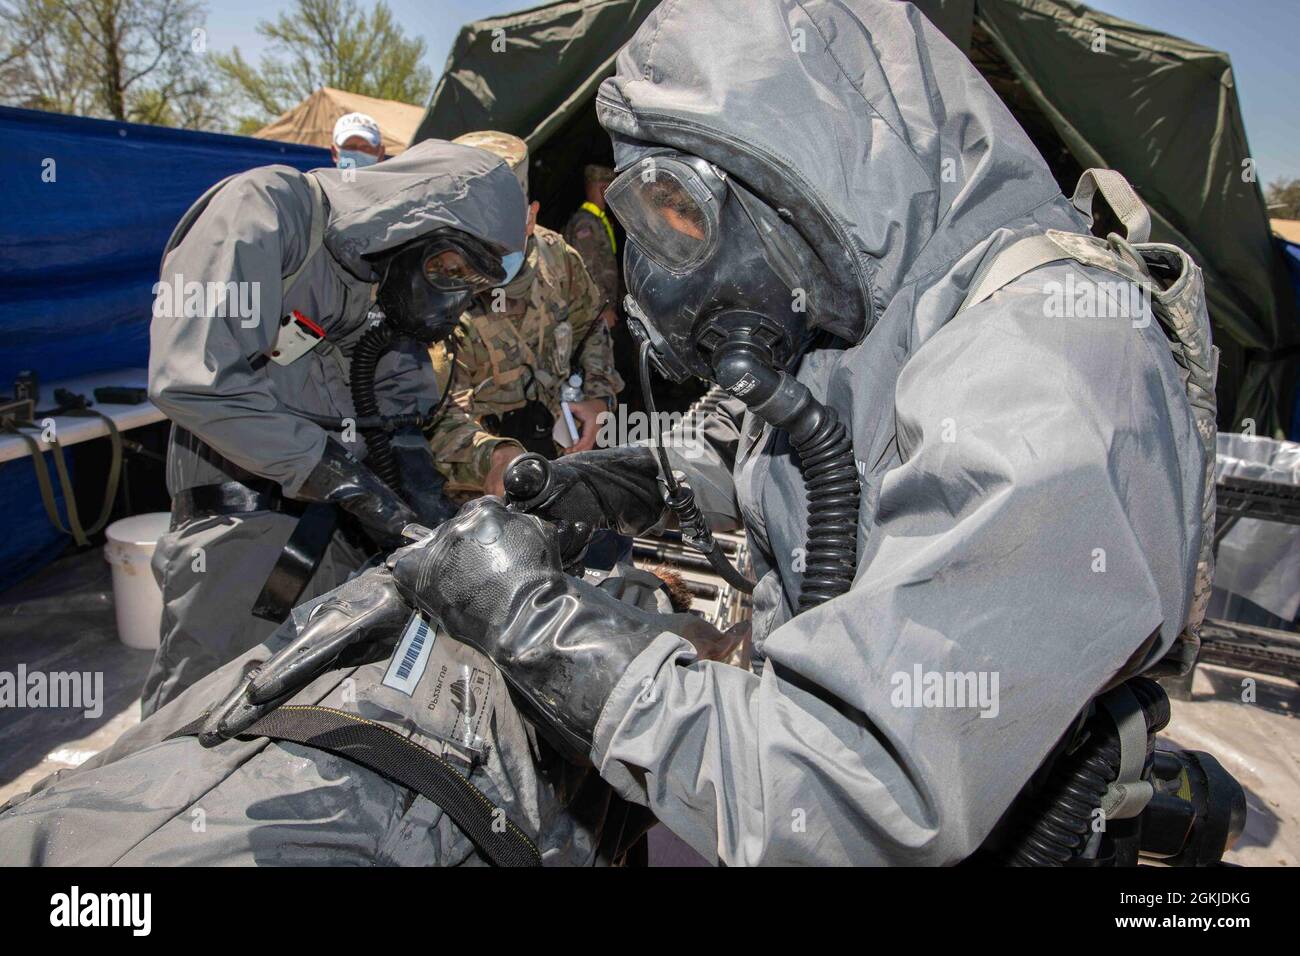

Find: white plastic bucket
<box><xmin>103</xmin><ymin>512</ymin><xmax>172</xmax><ymax>649</ymax></box>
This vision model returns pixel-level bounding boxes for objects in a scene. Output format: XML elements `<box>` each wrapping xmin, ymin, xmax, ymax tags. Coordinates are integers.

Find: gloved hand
<box><xmin>389</xmin><ymin>497</ymin><xmax>739</xmax><ymax>763</ymax></box>
<box><xmin>201</xmin><ymin>498</ymin><xmax>737</xmax><ymax>761</ymax></box>
<box><xmin>298</xmin><ymin>438</ymin><xmax>418</xmax><ymax>549</ymax></box>
<box><xmin>502</xmin><ymin>447</ymin><xmax>665</xmax><ymax>562</ymax></box>
<box><xmin>199</xmin><ymin>565</ymin><xmax>411</xmax><ymax>745</ymax></box>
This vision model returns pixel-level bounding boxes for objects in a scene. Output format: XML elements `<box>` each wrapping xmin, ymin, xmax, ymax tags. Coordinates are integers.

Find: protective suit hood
<box><xmin>596</xmin><ymin>0</ymin><xmax>1071</xmax><ymax>342</ymax></box>
<box><xmin>311</xmin><ymin>139</ymin><xmax>528</xmax><ymax>281</ymax></box>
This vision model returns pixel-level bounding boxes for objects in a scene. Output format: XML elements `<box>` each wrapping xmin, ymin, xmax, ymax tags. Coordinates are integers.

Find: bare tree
<box><xmin>0</xmin><ymin>1</ymin><xmax>98</xmax><ymax>115</ymax></box>
<box><xmin>0</xmin><ymin>0</ymin><xmax>225</xmax><ymax>129</ymax></box>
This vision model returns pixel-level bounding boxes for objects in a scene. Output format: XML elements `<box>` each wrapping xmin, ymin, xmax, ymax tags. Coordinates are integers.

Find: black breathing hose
<box><xmin>350</xmin><ymin>322</ymin><xmax>401</xmax><ymax>488</ymax></box>
<box><xmin>1001</xmin><ymin>677</ymin><xmax>1168</xmax><ymax>866</ymax></box>
<box><xmin>710</xmin><ymin>335</ymin><xmax>860</xmax><ymax>611</ymax></box>
<box><xmin>787</xmin><ymin>399</ymin><xmax>860</xmax><ymax>609</ymax></box>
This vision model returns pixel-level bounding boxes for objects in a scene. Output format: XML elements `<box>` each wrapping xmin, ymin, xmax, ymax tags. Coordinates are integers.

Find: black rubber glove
<box><xmin>502</xmin><ymin>447</ymin><xmax>666</xmax><ymax>562</ymax></box>
<box><xmin>198</xmin><ymin>565</ymin><xmax>412</xmax><ymax>745</ymax></box>
<box><xmin>390</xmin><ymin>497</ymin><xmax>739</xmax><ymax>763</ymax></box>
<box><xmin>298</xmin><ymin>438</ymin><xmax>418</xmax><ymax>549</ymax></box>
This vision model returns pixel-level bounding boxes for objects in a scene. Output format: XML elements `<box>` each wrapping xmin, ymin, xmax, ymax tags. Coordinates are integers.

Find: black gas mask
<box><xmin>372</xmin><ymin>229</ymin><xmax>513</xmax><ymax>345</ymax></box>
<box><xmin>608</xmin><ymin>153</ymin><xmax>853</xmax><ymax>384</ymax></box>
<box><xmin>349</xmin><ymin>229</ymin><xmax>519</xmax><ymax>523</ymax></box>
<box><xmin>608</xmin><ymin>152</ymin><xmax>864</xmax><ymax>613</ymax></box>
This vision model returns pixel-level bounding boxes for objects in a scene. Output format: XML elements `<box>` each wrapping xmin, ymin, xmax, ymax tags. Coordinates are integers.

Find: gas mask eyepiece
<box><xmin>373</xmin><ymin>230</ymin><xmax>512</xmax><ymax>344</ymax></box>
<box><xmin>608</xmin><ymin>152</ymin><xmax>849</xmax><ymax>386</ymax></box>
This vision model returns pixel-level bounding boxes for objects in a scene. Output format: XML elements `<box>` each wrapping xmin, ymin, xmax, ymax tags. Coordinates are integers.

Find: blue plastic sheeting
<box><xmin>1</xmin><ymin>106</ymin><xmax>329</xmax><ymax>387</ymax></box>
<box><xmin>1</xmin><ymin>107</ymin><xmax>329</xmax><ymax>593</ymax></box>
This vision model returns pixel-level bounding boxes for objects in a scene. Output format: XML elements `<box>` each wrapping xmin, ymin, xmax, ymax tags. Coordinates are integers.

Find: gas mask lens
<box><xmin>606</xmin><ymin>157</ymin><xmax>724</xmax><ymax>273</ymax></box>
<box><xmin>373</xmin><ymin>230</ymin><xmax>513</xmax><ymax>345</ymax></box>
<box><xmin>422</xmin><ymin>244</ymin><xmax>502</xmax><ymax>293</ymax></box>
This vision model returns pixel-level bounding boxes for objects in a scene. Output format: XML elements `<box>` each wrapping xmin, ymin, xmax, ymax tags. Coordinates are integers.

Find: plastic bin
<box><xmin>103</xmin><ymin>512</ymin><xmax>171</xmax><ymax>649</ymax></box>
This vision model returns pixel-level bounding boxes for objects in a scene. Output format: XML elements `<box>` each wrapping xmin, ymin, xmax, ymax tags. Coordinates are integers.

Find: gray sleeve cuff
<box><xmin>590</xmin><ymin>632</ymin><xmax>697</xmax><ymax>800</ymax></box>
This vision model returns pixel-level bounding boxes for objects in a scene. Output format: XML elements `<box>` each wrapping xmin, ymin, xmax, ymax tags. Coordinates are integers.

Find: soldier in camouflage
<box><xmin>564</xmin><ymin>164</ymin><xmax>620</xmax><ymax>309</ymax></box>
<box><xmin>427</xmin><ymin>132</ymin><xmax>623</xmax><ymax>496</ymax></box>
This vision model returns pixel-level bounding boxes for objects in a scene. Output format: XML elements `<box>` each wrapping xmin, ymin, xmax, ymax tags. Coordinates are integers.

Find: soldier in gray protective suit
<box><xmin>140</xmin><ymin>141</ymin><xmax>529</xmax><ymax>715</ymax></box>
<box><xmin>478</xmin><ymin>0</ymin><xmax>1215</xmax><ymax>864</ymax></box>
<box><xmin>0</xmin><ymin>0</ymin><xmax>1220</xmax><ymax>867</ymax></box>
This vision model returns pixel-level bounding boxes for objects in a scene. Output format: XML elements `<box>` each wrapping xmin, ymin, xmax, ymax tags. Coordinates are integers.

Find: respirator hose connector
<box><xmin>713</xmin><ymin>335</ymin><xmax>860</xmax><ymax>610</ymax></box>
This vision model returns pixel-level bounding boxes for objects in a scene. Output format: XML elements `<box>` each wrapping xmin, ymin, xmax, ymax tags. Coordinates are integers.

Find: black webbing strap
<box><xmin>251</xmin><ymin>503</ymin><xmax>340</xmax><ymax>623</ymax></box>
<box><xmin>170</xmin><ymin>705</ymin><xmax>541</xmax><ymax>867</ymax></box>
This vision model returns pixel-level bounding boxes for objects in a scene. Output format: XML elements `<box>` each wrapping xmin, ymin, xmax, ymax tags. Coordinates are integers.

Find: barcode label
<box><xmin>382</xmin><ymin>612</ymin><xmax>434</xmax><ymax>696</ymax></box>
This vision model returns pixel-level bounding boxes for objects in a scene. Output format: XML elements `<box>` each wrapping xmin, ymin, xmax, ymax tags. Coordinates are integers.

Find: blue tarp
<box><xmin>1</xmin><ymin>107</ymin><xmax>329</xmax><ymax>592</ymax></box>
<box><xmin>1</xmin><ymin>106</ymin><xmax>329</xmax><ymax>386</ymax></box>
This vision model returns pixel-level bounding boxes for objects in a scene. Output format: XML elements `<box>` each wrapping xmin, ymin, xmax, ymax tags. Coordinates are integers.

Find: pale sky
<box><xmin>202</xmin><ymin>0</ymin><xmax>1299</xmax><ymax>182</ymax></box>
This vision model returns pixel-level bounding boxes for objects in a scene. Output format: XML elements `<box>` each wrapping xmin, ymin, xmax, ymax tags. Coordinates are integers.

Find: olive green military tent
<box><xmin>415</xmin><ymin>0</ymin><xmax>1298</xmax><ymax>436</ymax></box>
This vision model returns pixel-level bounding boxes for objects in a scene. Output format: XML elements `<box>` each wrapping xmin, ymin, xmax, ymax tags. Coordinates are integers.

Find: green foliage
<box><xmin>0</xmin><ymin>0</ymin><xmax>224</xmax><ymax>129</ymax></box>
<box><xmin>214</xmin><ymin>0</ymin><xmax>434</xmax><ymax>127</ymax></box>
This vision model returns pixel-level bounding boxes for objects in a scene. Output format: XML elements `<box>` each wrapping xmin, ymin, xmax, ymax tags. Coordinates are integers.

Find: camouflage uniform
<box><xmin>427</xmin><ymin>224</ymin><xmax>624</xmax><ymax>492</ymax></box>
<box><xmin>564</xmin><ymin>165</ymin><xmax>620</xmax><ymax>308</ymax></box>
<box><xmin>425</xmin><ymin>401</ymin><xmax>516</xmax><ymax>495</ymax></box>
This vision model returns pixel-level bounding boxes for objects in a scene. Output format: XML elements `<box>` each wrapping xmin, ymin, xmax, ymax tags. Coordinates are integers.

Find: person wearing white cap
<box><xmin>331</xmin><ymin>112</ymin><xmax>386</xmax><ymax>169</ymax></box>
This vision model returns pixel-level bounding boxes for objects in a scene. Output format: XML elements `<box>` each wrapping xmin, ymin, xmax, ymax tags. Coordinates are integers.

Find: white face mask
<box><xmin>337</xmin><ymin>149</ymin><xmax>379</xmax><ymax>170</ymax></box>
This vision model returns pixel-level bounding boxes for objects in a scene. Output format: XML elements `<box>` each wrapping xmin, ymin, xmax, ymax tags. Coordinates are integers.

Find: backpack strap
<box><xmin>281</xmin><ymin>172</ymin><xmax>326</xmax><ymax>296</ymax></box>
<box><xmin>957</xmin><ymin>234</ymin><xmax>1073</xmax><ymax>315</ymax></box>
<box><xmin>959</xmin><ymin>168</ymin><xmax>1155</xmax><ymax>317</ymax></box>
<box><xmin>1071</xmin><ymin>168</ymin><xmax>1151</xmax><ymax>243</ymax></box>
<box><xmin>160</xmin><ymin>170</ymin><xmax>326</xmax><ymax>294</ymax></box>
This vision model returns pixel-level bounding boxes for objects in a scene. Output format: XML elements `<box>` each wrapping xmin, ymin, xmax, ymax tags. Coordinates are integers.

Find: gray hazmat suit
<box><xmin>0</xmin><ymin>0</ymin><xmax>1206</xmax><ymax>868</ymax></box>
<box><xmin>0</xmin><ymin>567</ymin><xmax>665</xmax><ymax>865</ymax></box>
<box><xmin>141</xmin><ymin>141</ymin><xmax>526</xmax><ymax>715</ymax></box>
<box><xmin>580</xmin><ymin>0</ymin><xmax>1207</xmax><ymax>864</ymax></box>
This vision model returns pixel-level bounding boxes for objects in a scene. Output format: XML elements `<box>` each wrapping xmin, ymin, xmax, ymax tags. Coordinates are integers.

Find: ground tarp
<box><xmin>254</xmin><ymin>87</ymin><xmax>425</xmax><ymax>155</ymax></box>
<box><xmin>414</xmin><ymin>0</ymin><xmax>1298</xmax><ymax>438</ymax></box>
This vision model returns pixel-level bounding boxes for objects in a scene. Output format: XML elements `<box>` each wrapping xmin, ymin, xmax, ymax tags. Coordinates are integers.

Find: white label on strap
<box><xmin>382</xmin><ymin>612</ymin><xmax>434</xmax><ymax>696</ymax></box>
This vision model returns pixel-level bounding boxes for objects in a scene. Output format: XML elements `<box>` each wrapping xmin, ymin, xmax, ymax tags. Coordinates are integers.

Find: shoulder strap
<box><xmin>170</xmin><ymin>704</ymin><xmax>542</xmax><ymax>867</ymax></box>
<box><xmin>1071</xmin><ymin>168</ymin><xmax>1151</xmax><ymax>243</ymax></box>
<box><xmin>160</xmin><ymin>170</ymin><xmax>326</xmax><ymax>295</ymax></box>
<box><xmin>282</xmin><ymin>172</ymin><xmax>326</xmax><ymax>296</ymax></box>
<box><xmin>959</xmin><ymin>168</ymin><xmax>1153</xmax><ymax>316</ymax></box>
<box><xmin>958</xmin><ymin>234</ymin><xmax>1071</xmax><ymax>315</ymax></box>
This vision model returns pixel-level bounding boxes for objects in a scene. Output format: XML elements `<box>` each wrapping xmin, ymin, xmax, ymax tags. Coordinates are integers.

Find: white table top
<box><xmin>0</xmin><ymin>368</ymin><xmax>165</xmax><ymax>464</ymax></box>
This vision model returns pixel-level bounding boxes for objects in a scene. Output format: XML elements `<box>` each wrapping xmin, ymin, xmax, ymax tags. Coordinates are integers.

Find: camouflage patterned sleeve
<box><xmin>426</xmin><ymin>341</ymin><xmax>522</xmax><ymax>493</ymax></box>
<box><xmin>562</xmin><ymin>240</ymin><xmax>625</xmax><ymax>404</ymax></box>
